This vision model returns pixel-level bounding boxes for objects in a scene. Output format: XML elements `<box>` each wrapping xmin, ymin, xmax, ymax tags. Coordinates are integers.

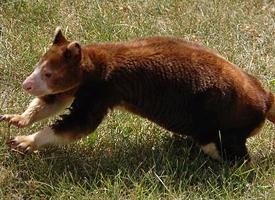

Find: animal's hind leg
<box><xmin>215</xmin><ymin>129</ymin><xmax>250</xmax><ymax>162</ymax></box>
<box><xmin>196</xmin><ymin>131</ymin><xmax>222</xmax><ymax>160</ymax></box>
<box><xmin>198</xmin><ymin>130</ymin><xmax>249</xmax><ymax>162</ymax></box>
<box><xmin>218</xmin><ymin>121</ymin><xmax>267</xmax><ymax>162</ymax></box>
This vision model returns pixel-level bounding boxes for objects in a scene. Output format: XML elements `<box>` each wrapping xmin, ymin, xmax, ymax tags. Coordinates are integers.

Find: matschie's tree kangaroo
<box><xmin>1</xmin><ymin>27</ymin><xmax>274</xmax><ymax>162</ymax></box>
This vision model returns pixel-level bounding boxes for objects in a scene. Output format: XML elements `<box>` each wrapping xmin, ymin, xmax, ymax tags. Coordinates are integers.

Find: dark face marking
<box><xmin>40</xmin><ymin>44</ymin><xmax>82</xmax><ymax>94</ymax></box>
<box><xmin>22</xmin><ymin>28</ymin><xmax>83</xmax><ymax>97</ymax></box>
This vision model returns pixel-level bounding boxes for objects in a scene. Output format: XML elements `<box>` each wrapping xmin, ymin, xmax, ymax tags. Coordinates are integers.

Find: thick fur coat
<box><xmin>1</xmin><ymin>28</ymin><xmax>274</xmax><ymax>162</ymax></box>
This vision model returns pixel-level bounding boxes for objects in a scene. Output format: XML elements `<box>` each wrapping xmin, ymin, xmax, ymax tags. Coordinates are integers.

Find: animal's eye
<box><xmin>44</xmin><ymin>72</ymin><xmax>52</xmax><ymax>78</ymax></box>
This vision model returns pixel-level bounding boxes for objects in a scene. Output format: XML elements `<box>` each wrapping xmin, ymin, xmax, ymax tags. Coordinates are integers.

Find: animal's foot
<box><xmin>0</xmin><ymin>114</ymin><xmax>30</xmax><ymax>128</ymax></box>
<box><xmin>6</xmin><ymin>135</ymin><xmax>36</xmax><ymax>153</ymax></box>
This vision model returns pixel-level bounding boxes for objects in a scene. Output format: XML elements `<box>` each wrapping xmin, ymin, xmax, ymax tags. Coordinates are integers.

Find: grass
<box><xmin>0</xmin><ymin>0</ymin><xmax>274</xmax><ymax>199</ymax></box>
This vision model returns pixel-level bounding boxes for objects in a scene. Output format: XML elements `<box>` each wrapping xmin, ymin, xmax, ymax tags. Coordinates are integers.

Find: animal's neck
<box><xmin>80</xmin><ymin>46</ymin><xmax>110</xmax><ymax>82</ymax></box>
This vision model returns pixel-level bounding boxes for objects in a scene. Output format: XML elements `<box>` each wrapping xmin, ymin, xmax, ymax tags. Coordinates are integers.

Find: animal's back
<box><xmin>91</xmin><ymin>36</ymin><xmax>272</xmax><ymax>145</ymax></box>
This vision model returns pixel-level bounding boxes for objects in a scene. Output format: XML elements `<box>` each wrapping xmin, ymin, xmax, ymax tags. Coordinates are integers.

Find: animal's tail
<box><xmin>267</xmin><ymin>93</ymin><xmax>275</xmax><ymax>124</ymax></box>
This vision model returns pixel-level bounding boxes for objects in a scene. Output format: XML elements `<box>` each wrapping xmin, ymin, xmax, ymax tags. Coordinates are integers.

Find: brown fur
<box><xmin>5</xmin><ymin>29</ymin><xmax>275</xmax><ymax>161</ymax></box>
<box><xmin>267</xmin><ymin>94</ymin><xmax>275</xmax><ymax>123</ymax></box>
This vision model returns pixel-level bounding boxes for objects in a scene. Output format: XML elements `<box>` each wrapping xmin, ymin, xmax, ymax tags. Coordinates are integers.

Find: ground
<box><xmin>0</xmin><ymin>0</ymin><xmax>274</xmax><ymax>199</ymax></box>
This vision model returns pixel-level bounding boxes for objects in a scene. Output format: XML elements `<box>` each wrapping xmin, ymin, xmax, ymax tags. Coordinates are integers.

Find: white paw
<box><xmin>7</xmin><ymin>135</ymin><xmax>36</xmax><ymax>153</ymax></box>
<box><xmin>0</xmin><ymin>114</ymin><xmax>30</xmax><ymax>128</ymax></box>
<box><xmin>201</xmin><ymin>143</ymin><xmax>221</xmax><ymax>160</ymax></box>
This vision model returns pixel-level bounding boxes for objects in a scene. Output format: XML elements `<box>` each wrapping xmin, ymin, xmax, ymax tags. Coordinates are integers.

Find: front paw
<box><xmin>6</xmin><ymin>135</ymin><xmax>36</xmax><ymax>153</ymax></box>
<box><xmin>0</xmin><ymin>114</ymin><xmax>30</xmax><ymax>128</ymax></box>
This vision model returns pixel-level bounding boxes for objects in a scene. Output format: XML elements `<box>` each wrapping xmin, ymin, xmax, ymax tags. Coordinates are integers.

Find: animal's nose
<box><xmin>22</xmin><ymin>80</ymin><xmax>33</xmax><ymax>91</ymax></box>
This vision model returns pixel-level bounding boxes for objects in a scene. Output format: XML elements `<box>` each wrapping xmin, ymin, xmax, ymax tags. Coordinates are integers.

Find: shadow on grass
<box><xmin>2</xmin><ymin>134</ymin><xmax>266</xmax><ymax>195</ymax></box>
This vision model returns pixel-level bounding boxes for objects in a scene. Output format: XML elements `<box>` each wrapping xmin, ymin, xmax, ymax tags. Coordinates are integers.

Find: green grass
<box><xmin>0</xmin><ymin>0</ymin><xmax>274</xmax><ymax>199</ymax></box>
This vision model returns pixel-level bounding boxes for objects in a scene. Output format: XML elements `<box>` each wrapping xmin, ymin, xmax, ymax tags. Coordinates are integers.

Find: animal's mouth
<box><xmin>24</xmin><ymin>88</ymin><xmax>53</xmax><ymax>98</ymax></box>
<box><xmin>24</xmin><ymin>83</ymin><xmax>79</xmax><ymax>98</ymax></box>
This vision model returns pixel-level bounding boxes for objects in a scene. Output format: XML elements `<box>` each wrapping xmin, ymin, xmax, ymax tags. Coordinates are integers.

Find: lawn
<box><xmin>0</xmin><ymin>0</ymin><xmax>274</xmax><ymax>199</ymax></box>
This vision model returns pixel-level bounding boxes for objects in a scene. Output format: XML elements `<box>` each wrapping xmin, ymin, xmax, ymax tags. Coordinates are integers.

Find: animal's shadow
<box><xmin>5</xmin><ymin>134</ymin><xmax>268</xmax><ymax>193</ymax></box>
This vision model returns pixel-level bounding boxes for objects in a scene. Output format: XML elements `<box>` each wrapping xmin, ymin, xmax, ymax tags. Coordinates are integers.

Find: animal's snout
<box><xmin>22</xmin><ymin>78</ymin><xmax>33</xmax><ymax>92</ymax></box>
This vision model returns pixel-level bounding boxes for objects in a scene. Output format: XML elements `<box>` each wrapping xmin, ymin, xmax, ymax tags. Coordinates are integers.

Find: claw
<box><xmin>6</xmin><ymin>138</ymin><xmax>19</xmax><ymax>146</ymax></box>
<box><xmin>6</xmin><ymin>135</ymin><xmax>36</xmax><ymax>154</ymax></box>
<box><xmin>6</xmin><ymin>139</ymin><xmax>15</xmax><ymax>145</ymax></box>
<box><xmin>11</xmin><ymin>148</ymin><xmax>26</xmax><ymax>155</ymax></box>
<box><xmin>16</xmin><ymin>144</ymin><xmax>24</xmax><ymax>149</ymax></box>
<box><xmin>25</xmin><ymin>146</ymin><xmax>32</xmax><ymax>153</ymax></box>
<box><xmin>0</xmin><ymin>115</ymin><xmax>6</xmax><ymax>121</ymax></box>
<box><xmin>6</xmin><ymin>138</ymin><xmax>30</xmax><ymax>154</ymax></box>
<box><xmin>0</xmin><ymin>114</ymin><xmax>29</xmax><ymax>128</ymax></box>
<box><xmin>15</xmin><ymin>143</ymin><xmax>32</xmax><ymax>154</ymax></box>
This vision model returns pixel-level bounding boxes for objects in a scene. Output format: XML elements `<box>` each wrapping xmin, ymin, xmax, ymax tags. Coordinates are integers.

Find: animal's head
<box><xmin>22</xmin><ymin>27</ymin><xmax>83</xmax><ymax>97</ymax></box>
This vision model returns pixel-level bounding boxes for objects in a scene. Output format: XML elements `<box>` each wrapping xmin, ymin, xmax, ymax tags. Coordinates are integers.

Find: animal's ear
<box><xmin>64</xmin><ymin>41</ymin><xmax>81</xmax><ymax>60</ymax></box>
<box><xmin>53</xmin><ymin>26</ymin><xmax>68</xmax><ymax>44</ymax></box>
